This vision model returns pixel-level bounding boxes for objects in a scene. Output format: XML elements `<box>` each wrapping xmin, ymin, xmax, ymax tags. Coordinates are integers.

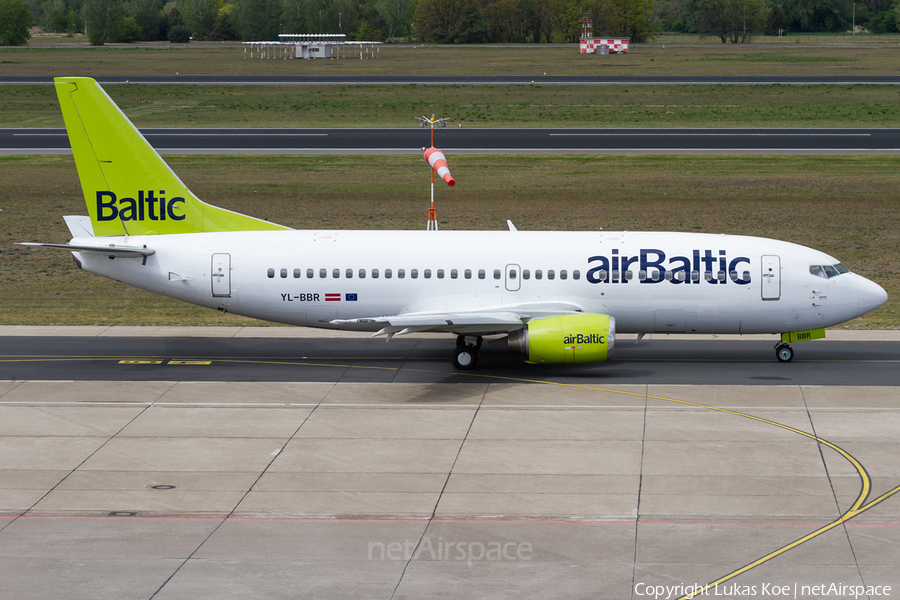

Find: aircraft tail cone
<box><xmin>424</xmin><ymin>147</ymin><xmax>455</xmax><ymax>187</ymax></box>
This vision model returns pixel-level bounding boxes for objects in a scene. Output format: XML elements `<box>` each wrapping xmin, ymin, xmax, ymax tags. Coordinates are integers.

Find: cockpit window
<box><xmin>810</xmin><ymin>264</ymin><xmax>849</xmax><ymax>279</ymax></box>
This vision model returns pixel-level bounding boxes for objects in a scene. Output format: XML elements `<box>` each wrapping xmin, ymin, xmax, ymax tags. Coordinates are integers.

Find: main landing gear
<box><xmin>775</xmin><ymin>342</ymin><xmax>794</xmax><ymax>362</ymax></box>
<box><xmin>453</xmin><ymin>335</ymin><xmax>483</xmax><ymax>370</ymax></box>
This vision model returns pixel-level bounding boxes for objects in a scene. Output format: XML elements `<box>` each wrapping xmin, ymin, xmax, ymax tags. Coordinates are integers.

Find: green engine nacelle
<box><xmin>507</xmin><ymin>313</ymin><xmax>616</xmax><ymax>364</ymax></box>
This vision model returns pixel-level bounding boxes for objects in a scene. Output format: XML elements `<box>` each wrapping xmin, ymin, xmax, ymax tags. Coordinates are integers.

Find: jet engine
<box><xmin>506</xmin><ymin>314</ymin><xmax>616</xmax><ymax>364</ymax></box>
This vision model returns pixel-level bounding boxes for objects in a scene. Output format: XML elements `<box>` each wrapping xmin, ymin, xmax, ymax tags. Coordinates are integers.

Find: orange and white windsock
<box><xmin>424</xmin><ymin>147</ymin><xmax>455</xmax><ymax>187</ymax></box>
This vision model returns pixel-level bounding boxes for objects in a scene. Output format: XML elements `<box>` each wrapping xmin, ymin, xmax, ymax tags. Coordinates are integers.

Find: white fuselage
<box><xmin>70</xmin><ymin>230</ymin><xmax>886</xmax><ymax>335</ymax></box>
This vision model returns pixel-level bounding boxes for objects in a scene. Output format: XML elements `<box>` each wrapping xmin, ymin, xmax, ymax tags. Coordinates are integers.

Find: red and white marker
<box><xmin>424</xmin><ymin>147</ymin><xmax>455</xmax><ymax>187</ymax></box>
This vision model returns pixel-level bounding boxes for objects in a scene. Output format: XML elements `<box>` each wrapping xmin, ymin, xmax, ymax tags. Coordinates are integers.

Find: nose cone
<box><xmin>858</xmin><ymin>276</ymin><xmax>888</xmax><ymax>316</ymax></box>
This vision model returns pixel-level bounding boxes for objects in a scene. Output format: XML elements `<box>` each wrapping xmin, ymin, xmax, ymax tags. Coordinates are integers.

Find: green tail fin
<box><xmin>55</xmin><ymin>77</ymin><xmax>289</xmax><ymax>236</ymax></box>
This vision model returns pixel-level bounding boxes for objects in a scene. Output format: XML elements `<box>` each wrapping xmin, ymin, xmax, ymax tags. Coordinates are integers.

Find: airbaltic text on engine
<box><xmin>96</xmin><ymin>191</ymin><xmax>186</xmax><ymax>221</ymax></box>
<box><xmin>587</xmin><ymin>249</ymin><xmax>751</xmax><ymax>284</ymax></box>
<box><xmin>563</xmin><ymin>334</ymin><xmax>606</xmax><ymax>344</ymax></box>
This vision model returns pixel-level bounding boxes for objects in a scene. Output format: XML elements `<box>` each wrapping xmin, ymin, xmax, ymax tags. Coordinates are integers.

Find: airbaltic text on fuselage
<box><xmin>96</xmin><ymin>191</ymin><xmax>185</xmax><ymax>221</ymax></box>
<box><xmin>587</xmin><ymin>249</ymin><xmax>752</xmax><ymax>285</ymax></box>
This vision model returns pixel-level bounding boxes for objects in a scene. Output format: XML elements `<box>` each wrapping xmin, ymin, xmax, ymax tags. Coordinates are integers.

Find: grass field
<box><xmin>4</xmin><ymin>39</ymin><xmax>900</xmax><ymax>77</ymax></box>
<box><xmin>3</xmin><ymin>83</ymin><xmax>900</xmax><ymax>128</ymax></box>
<box><xmin>2</xmin><ymin>154</ymin><xmax>897</xmax><ymax>327</ymax></box>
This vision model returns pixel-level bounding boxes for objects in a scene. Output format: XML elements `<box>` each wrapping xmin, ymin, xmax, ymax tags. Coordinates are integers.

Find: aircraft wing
<box><xmin>332</xmin><ymin>301</ymin><xmax>587</xmax><ymax>340</ymax></box>
<box><xmin>17</xmin><ymin>242</ymin><xmax>155</xmax><ymax>257</ymax></box>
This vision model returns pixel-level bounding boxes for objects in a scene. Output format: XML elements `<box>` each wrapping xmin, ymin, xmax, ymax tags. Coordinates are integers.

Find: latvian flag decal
<box><xmin>325</xmin><ymin>293</ymin><xmax>341</xmax><ymax>302</ymax></box>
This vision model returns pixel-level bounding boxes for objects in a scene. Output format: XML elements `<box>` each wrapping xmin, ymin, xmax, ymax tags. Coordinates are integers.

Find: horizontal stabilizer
<box><xmin>17</xmin><ymin>242</ymin><xmax>155</xmax><ymax>257</ymax></box>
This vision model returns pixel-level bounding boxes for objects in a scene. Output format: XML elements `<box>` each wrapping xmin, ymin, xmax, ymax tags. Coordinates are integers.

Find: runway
<box><xmin>2</xmin><ymin>328</ymin><xmax>898</xmax><ymax>599</ymax></box>
<box><xmin>3</xmin><ymin>75</ymin><xmax>900</xmax><ymax>85</ymax></box>
<box><xmin>5</xmin><ymin>127</ymin><xmax>900</xmax><ymax>155</ymax></box>
<box><xmin>2</xmin><ymin>331</ymin><xmax>900</xmax><ymax>385</ymax></box>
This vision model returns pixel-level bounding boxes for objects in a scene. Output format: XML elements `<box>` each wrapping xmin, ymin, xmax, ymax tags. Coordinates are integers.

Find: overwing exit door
<box><xmin>211</xmin><ymin>253</ymin><xmax>231</xmax><ymax>297</ymax></box>
<box><xmin>505</xmin><ymin>264</ymin><xmax>521</xmax><ymax>292</ymax></box>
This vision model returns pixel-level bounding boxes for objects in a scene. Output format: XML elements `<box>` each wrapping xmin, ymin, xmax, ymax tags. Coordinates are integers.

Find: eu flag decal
<box><xmin>345</xmin><ymin>293</ymin><xmax>358</xmax><ymax>301</ymax></box>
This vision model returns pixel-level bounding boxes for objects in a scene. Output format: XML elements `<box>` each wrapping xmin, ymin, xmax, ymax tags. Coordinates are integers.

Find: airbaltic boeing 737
<box><xmin>21</xmin><ymin>78</ymin><xmax>888</xmax><ymax>369</ymax></box>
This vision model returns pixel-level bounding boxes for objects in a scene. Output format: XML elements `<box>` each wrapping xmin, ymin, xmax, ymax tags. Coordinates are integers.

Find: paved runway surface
<box><xmin>2</xmin><ymin>331</ymin><xmax>898</xmax><ymax>599</ymax></box>
<box><xmin>3</xmin><ymin>335</ymin><xmax>900</xmax><ymax>385</ymax></box>
<box><xmin>4</xmin><ymin>74</ymin><xmax>900</xmax><ymax>85</ymax></box>
<box><xmin>6</xmin><ymin>127</ymin><xmax>900</xmax><ymax>155</ymax></box>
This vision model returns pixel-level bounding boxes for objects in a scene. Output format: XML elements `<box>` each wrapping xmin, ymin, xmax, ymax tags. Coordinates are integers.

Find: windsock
<box><xmin>424</xmin><ymin>147</ymin><xmax>455</xmax><ymax>187</ymax></box>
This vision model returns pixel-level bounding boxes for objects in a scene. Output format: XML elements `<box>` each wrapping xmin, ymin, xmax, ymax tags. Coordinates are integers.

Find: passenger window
<box><xmin>493</xmin><ymin>269</ymin><xmax>501</xmax><ymax>280</ymax></box>
<box><xmin>548</xmin><ymin>270</ymin><xmax>555</xmax><ymax>280</ymax></box>
<box><xmin>691</xmin><ymin>271</ymin><xmax>700</xmax><ymax>282</ymax></box>
<box><xmin>424</xmin><ymin>269</ymin><xmax>432</xmax><ymax>279</ymax></box>
<box><xmin>359</xmin><ymin>268</ymin><xmax>366</xmax><ymax>279</ymax></box>
<box><xmin>573</xmin><ymin>270</ymin><xmax>580</xmax><ymax>280</ymax></box>
<box><xmin>666</xmin><ymin>271</ymin><xmax>674</xmax><ymax>281</ymax></box>
<box><xmin>293</xmin><ymin>268</ymin><xmax>301</xmax><ymax>279</ymax></box>
<box><xmin>704</xmin><ymin>271</ymin><xmax>713</xmax><ymax>281</ymax></box>
<box><xmin>464</xmin><ymin>269</ymin><xmax>472</xmax><ymax>279</ymax></box>
<box><xmin>560</xmin><ymin>270</ymin><xmax>567</xmax><ymax>280</ymax></box>
<box><xmin>281</xmin><ymin>268</ymin><xmax>288</xmax><ymax>278</ymax></box>
<box><xmin>624</xmin><ymin>270</ymin><xmax>632</xmax><ymax>281</ymax></box>
<box><xmin>346</xmin><ymin>268</ymin><xmax>353</xmax><ymax>279</ymax></box>
<box><xmin>385</xmin><ymin>269</ymin><xmax>392</xmax><ymax>279</ymax></box>
<box><xmin>450</xmin><ymin>269</ymin><xmax>458</xmax><ymax>279</ymax></box>
<box><xmin>522</xmin><ymin>269</ymin><xmax>530</xmax><ymax>280</ymax></box>
<box><xmin>307</xmin><ymin>268</ymin><xmax>314</xmax><ymax>279</ymax></box>
<box><xmin>267</xmin><ymin>268</ymin><xmax>275</xmax><ymax>278</ymax></box>
<box><xmin>729</xmin><ymin>270</ymin><xmax>738</xmax><ymax>282</ymax></box>
<box><xmin>398</xmin><ymin>269</ymin><xmax>405</xmax><ymax>279</ymax></box>
<box><xmin>478</xmin><ymin>269</ymin><xmax>485</xmax><ymax>279</ymax></box>
<box><xmin>319</xmin><ymin>268</ymin><xmax>327</xmax><ymax>278</ymax></box>
<box><xmin>372</xmin><ymin>268</ymin><xmax>380</xmax><ymax>279</ymax></box>
<box><xmin>333</xmin><ymin>268</ymin><xmax>340</xmax><ymax>278</ymax></box>
<box><xmin>509</xmin><ymin>269</ymin><xmax>517</xmax><ymax>279</ymax></box>
<box><xmin>437</xmin><ymin>269</ymin><xmax>444</xmax><ymax>279</ymax></box>
<box><xmin>717</xmin><ymin>271</ymin><xmax>726</xmax><ymax>282</ymax></box>
<box><xmin>599</xmin><ymin>269</ymin><xmax>608</xmax><ymax>280</ymax></box>
<box><xmin>612</xmin><ymin>270</ymin><xmax>620</xmax><ymax>280</ymax></box>
<box><xmin>535</xmin><ymin>270</ymin><xmax>542</xmax><ymax>280</ymax></box>
<box><xmin>411</xmin><ymin>269</ymin><xmax>418</xmax><ymax>279</ymax></box>
<box><xmin>638</xmin><ymin>270</ymin><xmax>647</xmax><ymax>281</ymax></box>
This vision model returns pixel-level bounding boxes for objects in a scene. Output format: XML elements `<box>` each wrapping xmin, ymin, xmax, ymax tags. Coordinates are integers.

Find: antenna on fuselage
<box><xmin>416</xmin><ymin>114</ymin><xmax>453</xmax><ymax>231</ymax></box>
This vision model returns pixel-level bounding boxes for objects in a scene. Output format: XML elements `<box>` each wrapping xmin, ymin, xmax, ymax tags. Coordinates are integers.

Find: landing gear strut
<box><xmin>775</xmin><ymin>342</ymin><xmax>794</xmax><ymax>362</ymax></box>
<box><xmin>452</xmin><ymin>335</ymin><xmax>483</xmax><ymax>370</ymax></box>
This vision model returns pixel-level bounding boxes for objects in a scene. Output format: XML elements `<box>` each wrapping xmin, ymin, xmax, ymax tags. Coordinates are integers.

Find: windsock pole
<box><xmin>416</xmin><ymin>114</ymin><xmax>451</xmax><ymax>231</ymax></box>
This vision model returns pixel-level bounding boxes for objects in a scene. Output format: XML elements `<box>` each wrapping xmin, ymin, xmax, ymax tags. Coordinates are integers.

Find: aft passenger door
<box><xmin>761</xmin><ymin>255</ymin><xmax>780</xmax><ymax>301</ymax></box>
<box><xmin>211</xmin><ymin>253</ymin><xmax>231</xmax><ymax>298</ymax></box>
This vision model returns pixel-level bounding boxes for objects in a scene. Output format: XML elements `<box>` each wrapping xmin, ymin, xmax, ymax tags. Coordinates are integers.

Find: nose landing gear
<box><xmin>775</xmin><ymin>342</ymin><xmax>794</xmax><ymax>362</ymax></box>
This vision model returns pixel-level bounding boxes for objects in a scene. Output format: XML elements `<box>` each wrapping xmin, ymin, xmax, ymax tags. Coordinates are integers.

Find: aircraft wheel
<box><xmin>453</xmin><ymin>346</ymin><xmax>478</xmax><ymax>370</ymax></box>
<box><xmin>775</xmin><ymin>344</ymin><xmax>794</xmax><ymax>362</ymax></box>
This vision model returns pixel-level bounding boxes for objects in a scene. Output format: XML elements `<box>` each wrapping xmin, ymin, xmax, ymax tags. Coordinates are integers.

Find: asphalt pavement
<box><xmin>5</xmin><ymin>127</ymin><xmax>900</xmax><ymax>155</ymax></box>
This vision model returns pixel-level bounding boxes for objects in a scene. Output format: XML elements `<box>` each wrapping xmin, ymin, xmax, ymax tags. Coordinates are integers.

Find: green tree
<box><xmin>235</xmin><ymin>0</ymin><xmax>282</xmax><ymax>40</ymax></box>
<box><xmin>0</xmin><ymin>0</ymin><xmax>31</xmax><ymax>45</ymax></box>
<box><xmin>126</xmin><ymin>0</ymin><xmax>165</xmax><ymax>39</ymax></box>
<box><xmin>375</xmin><ymin>0</ymin><xmax>411</xmax><ymax>41</ymax></box>
<box><xmin>412</xmin><ymin>0</ymin><xmax>468</xmax><ymax>41</ymax></box>
<box><xmin>690</xmin><ymin>0</ymin><xmax>765</xmax><ymax>41</ymax></box>
<box><xmin>178</xmin><ymin>0</ymin><xmax>221</xmax><ymax>38</ymax></box>
<box><xmin>84</xmin><ymin>0</ymin><xmax>124</xmax><ymax>44</ymax></box>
